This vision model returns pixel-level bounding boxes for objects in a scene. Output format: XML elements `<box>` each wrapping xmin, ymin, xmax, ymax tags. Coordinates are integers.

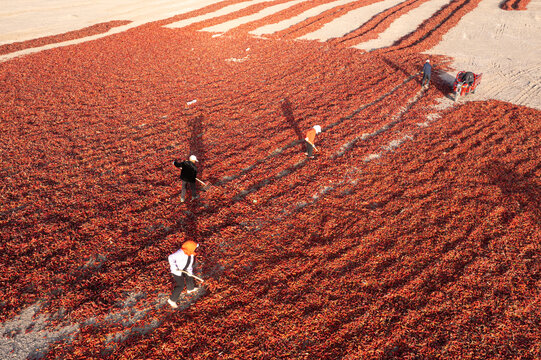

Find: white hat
<box><xmin>426</xmin><ymin>59</ymin><xmax>430</xmax><ymax>63</ymax></box>
<box><xmin>189</xmin><ymin>155</ymin><xmax>198</xmax><ymax>162</ymax></box>
<box><xmin>313</xmin><ymin>125</ymin><xmax>322</xmax><ymax>134</ymax></box>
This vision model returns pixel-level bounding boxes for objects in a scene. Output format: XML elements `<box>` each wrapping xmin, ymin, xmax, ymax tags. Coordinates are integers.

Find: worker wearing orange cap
<box><xmin>305</xmin><ymin>125</ymin><xmax>321</xmax><ymax>158</ymax></box>
<box><xmin>167</xmin><ymin>240</ymin><xmax>199</xmax><ymax>308</ymax></box>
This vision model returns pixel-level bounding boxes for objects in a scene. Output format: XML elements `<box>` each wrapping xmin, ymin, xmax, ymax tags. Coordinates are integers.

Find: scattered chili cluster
<box><xmin>0</xmin><ymin>21</ymin><xmax>132</xmax><ymax>56</ymax></box>
<box><xmin>500</xmin><ymin>0</ymin><xmax>531</xmax><ymax>10</ymax></box>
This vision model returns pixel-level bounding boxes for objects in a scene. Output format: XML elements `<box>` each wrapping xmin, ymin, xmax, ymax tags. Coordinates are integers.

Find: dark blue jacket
<box><xmin>423</xmin><ymin>62</ymin><xmax>432</xmax><ymax>76</ymax></box>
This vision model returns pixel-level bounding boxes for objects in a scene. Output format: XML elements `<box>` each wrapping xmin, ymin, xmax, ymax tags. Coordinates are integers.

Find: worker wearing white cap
<box><xmin>173</xmin><ymin>155</ymin><xmax>200</xmax><ymax>202</ymax></box>
<box><xmin>305</xmin><ymin>125</ymin><xmax>321</xmax><ymax>158</ymax></box>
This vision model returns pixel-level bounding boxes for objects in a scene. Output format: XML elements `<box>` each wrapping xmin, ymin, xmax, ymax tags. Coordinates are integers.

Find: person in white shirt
<box><xmin>167</xmin><ymin>240</ymin><xmax>199</xmax><ymax>308</ymax></box>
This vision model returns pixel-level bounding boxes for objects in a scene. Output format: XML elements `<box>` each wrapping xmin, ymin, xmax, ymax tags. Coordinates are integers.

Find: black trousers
<box><xmin>422</xmin><ymin>73</ymin><xmax>431</xmax><ymax>86</ymax></box>
<box><xmin>170</xmin><ymin>273</ymin><xmax>195</xmax><ymax>302</ymax></box>
<box><xmin>181</xmin><ymin>180</ymin><xmax>197</xmax><ymax>200</ymax></box>
<box><xmin>305</xmin><ymin>140</ymin><xmax>314</xmax><ymax>157</ymax></box>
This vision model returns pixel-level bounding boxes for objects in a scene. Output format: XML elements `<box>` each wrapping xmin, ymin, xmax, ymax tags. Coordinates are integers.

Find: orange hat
<box><xmin>182</xmin><ymin>240</ymin><xmax>199</xmax><ymax>255</ymax></box>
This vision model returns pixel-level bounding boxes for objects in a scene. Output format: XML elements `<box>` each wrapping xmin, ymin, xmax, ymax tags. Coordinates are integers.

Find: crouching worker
<box><xmin>167</xmin><ymin>240</ymin><xmax>199</xmax><ymax>309</ymax></box>
<box><xmin>305</xmin><ymin>125</ymin><xmax>321</xmax><ymax>158</ymax></box>
<box><xmin>462</xmin><ymin>71</ymin><xmax>474</xmax><ymax>86</ymax></box>
<box><xmin>173</xmin><ymin>155</ymin><xmax>199</xmax><ymax>203</ymax></box>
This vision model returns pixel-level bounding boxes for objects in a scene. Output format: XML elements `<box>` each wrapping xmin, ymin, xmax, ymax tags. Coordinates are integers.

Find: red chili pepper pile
<box><xmin>500</xmin><ymin>0</ymin><xmax>531</xmax><ymax>10</ymax></box>
<box><xmin>0</xmin><ymin>21</ymin><xmax>132</xmax><ymax>56</ymax></box>
<box><xmin>384</xmin><ymin>0</ymin><xmax>485</xmax><ymax>53</ymax></box>
<box><xmin>1</xmin><ymin>2</ymin><xmax>540</xmax><ymax>359</ymax></box>
<box><xmin>330</xmin><ymin>0</ymin><xmax>433</xmax><ymax>48</ymax></box>
<box><xmin>270</xmin><ymin>0</ymin><xmax>382</xmax><ymax>40</ymax></box>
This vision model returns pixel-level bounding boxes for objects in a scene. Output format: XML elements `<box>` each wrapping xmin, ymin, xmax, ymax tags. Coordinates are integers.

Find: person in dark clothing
<box><xmin>173</xmin><ymin>155</ymin><xmax>198</xmax><ymax>202</ymax></box>
<box><xmin>422</xmin><ymin>59</ymin><xmax>432</xmax><ymax>88</ymax></box>
<box><xmin>462</xmin><ymin>71</ymin><xmax>475</xmax><ymax>86</ymax></box>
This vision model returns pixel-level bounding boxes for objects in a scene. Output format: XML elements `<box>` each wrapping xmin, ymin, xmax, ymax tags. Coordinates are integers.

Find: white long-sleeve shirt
<box><xmin>168</xmin><ymin>249</ymin><xmax>194</xmax><ymax>276</ymax></box>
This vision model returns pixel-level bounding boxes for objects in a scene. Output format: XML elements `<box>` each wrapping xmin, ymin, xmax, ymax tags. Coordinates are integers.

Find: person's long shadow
<box><xmin>210</xmin><ymin>99</ymin><xmax>306</xmax><ymax>188</ymax></box>
<box><xmin>382</xmin><ymin>56</ymin><xmax>414</xmax><ymax>79</ymax></box>
<box><xmin>188</xmin><ymin>114</ymin><xmax>206</xmax><ymax>173</ymax></box>
<box><xmin>433</xmin><ymin>70</ymin><xmax>456</xmax><ymax>100</ymax></box>
<box><xmin>185</xmin><ymin>114</ymin><xmax>206</xmax><ymax>242</ymax></box>
<box><xmin>281</xmin><ymin>98</ymin><xmax>304</xmax><ymax>142</ymax></box>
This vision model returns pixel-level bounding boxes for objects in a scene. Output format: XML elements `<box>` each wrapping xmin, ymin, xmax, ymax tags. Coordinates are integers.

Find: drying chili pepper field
<box><xmin>1</xmin><ymin>0</ymin><xmax>540</xmax><ymax>359</ymax></box>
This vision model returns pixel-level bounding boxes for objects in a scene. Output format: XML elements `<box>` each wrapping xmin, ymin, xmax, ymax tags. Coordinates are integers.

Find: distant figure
<box><xmin>167</xmin><ymin>240</ymin><xmax>199</xmax><ymax>309</ymax></box>
<box><xmin>173</xmin><ymin>155</ymin><xmax>198</xmax><ymax>202</ymax></box>
<box><xmin>305</xmin><ymin>125</ymin><xmax>321</xmax><ymax>158</ymax></box>
<box><xmin>422</xmin><ymin>59</ymin><xmax>432</xmax><ymax>88</ymax></box>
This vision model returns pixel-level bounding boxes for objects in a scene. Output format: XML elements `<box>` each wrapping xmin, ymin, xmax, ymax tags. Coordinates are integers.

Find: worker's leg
<box><xmin>422</xmin><ymin>74</ymin><xmax>428</xmax><ymax>87</ymax></box>
<box><xmin>170</xmin><ymin>274</ymin><xmax>186</xmax><ymax>302</ymax></box>
<box><xmin>305</xmin><ymin>140</ymin><xmax>314</xmax><ymax>157</ymax></box>
<box><xmin>190</xmin><ymin>181</ymin><xmax>198</xmax><ymax>199</ymax></box>
<box><xmin>181</xmin><ymin>180</ymin><xmax>187</xmax><ymax>202</ymax></box>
